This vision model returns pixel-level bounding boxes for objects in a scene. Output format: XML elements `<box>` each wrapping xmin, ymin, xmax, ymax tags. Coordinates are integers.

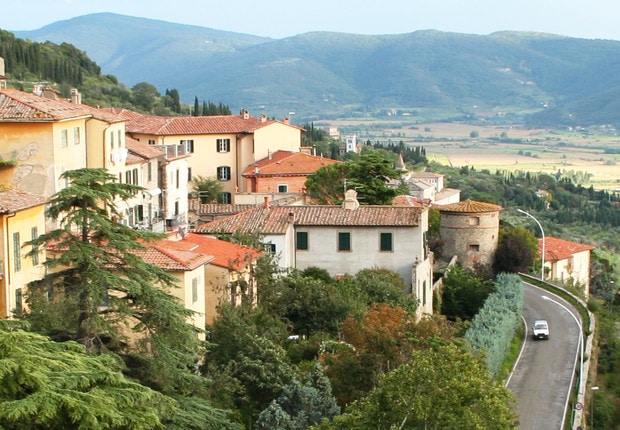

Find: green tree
<box><xmin>25</xmin><ymin>168</ymin><xmax>204</xmax><ymax>393</ymax></box>
<box><xmin>255</xmin><ymin>364</ymin><xmax>340</xmax><ymax>430</ymax></box>
<box><xmin>492</xmin><ymin>226</ymin><xmax>538</xmax><ymax>274</ymax></box>
<box><xmin>317</xmin><ymin>344</ymin><xmax>517</xmax><ymax>429</ymax></box>
<box><xmin>440</xmin><ymin>265</ymin><xmax>496</xmax><ymax>321</ymax></box>
<box><xmin>305</xmin><ymin>163</ymin><xmax>350</xmax><ymax>204</ymax></box>
<box><xmin>191</xmin><ymin>175</ymin><xmax>224</xmax><ymax>203</ymax></box>
<box><xmin>0</xmin><ymin>321</ymin><xmax>174</xmax><ymax>430</ymax></box>
<box><xmin>131</xmin><ymin>82</ymin><xmax>160</xmax><ymax>112</ymax></box>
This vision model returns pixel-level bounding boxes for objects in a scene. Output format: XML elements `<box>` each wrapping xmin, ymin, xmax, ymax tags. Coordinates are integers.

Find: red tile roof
<box><xmin>0</xmin><ymin>88</ymin><xmax>122</xmax><ymax>123</ymax></box>
<box><xmin>541</xmin><ymin>236</ymin><xmax>595</xmax><ymax>262</ymax></box>
<box><xmin>0</xmin><ymin>189</ymin><xmax>47</xmax><ymax>213</ymax></box>
<box><xmin>136</xmin><ymin>239</ymin><xmax>214</xmax><ymax>271</ymax></box>
<box><xmin>195</xmin><ymin>205</ymin><xmax>423</xmax><ymax>235</ymax></box>
<box><xmin>435</xmin><ymin>199</ymin><xmax>502</xmax><ymax>213</ymax></box>
<box><xmin>392</xmin><ymin>195</ymin><xmax>429</xmax><ymax>207</ymax></box>
<box><xmin>181</xmin><ymin>233</ymin><xmax>262</xmax><ymax>270</ymax></box>
<box><xmin>102</xmin><ymin>108</ymin><xmax>300</xmax><ymax>136</ymax></box>
<box><xmin>242</xmin><ymin>150</ymin><xmax>340</xmax><ymax>177</ymax></box>
<box><xmin>126</xmin><ymin>138</ymin><xmax>165</xmax><ymax>160</ymax></box>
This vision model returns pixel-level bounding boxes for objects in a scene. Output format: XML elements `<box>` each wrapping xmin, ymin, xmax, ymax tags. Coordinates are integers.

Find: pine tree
<box><xmin>25</xmin><ymin>168</ymin><xmax>204</xmax><ymax>392</ymax></box>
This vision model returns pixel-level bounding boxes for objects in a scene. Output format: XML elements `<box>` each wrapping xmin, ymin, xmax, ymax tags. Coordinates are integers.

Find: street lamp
<box><xmin>591</xmin><ymin>386</ymin><xmax>599</xmax><ymax>429</ymax></box>
<box><xmin>517</xmin><ymin>208</ymin><xmax>545</xmax><ymax>281</ymax></box>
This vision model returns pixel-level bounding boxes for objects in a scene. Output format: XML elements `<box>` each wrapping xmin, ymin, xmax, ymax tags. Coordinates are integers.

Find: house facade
<box><xmin>0</xmin><ymin>189</ymin><xmax>48</xmax><ymax>318</ymax></box>
<box><xmin>110</xmin><ymin>109</ymin><xmax>303</xmax><ymax>203</ymax></box>
<box><xmin>195</xmin><ymin>190</ymin><xmax>434</xmax><ymax>316</ymax></box>
<box><xmin>541</xmin><ymin>236</ymin><xmax>595</xmax><ymax>291</ymax></box>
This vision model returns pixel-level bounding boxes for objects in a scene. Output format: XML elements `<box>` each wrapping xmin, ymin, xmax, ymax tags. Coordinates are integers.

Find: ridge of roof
<box><xmin>435</xmin><ymin>199</ymin><xmax>502</xmax><ymax>213</ymax></box>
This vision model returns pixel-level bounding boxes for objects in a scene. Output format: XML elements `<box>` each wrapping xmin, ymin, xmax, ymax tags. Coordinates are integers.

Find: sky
<box><xmin>1</xmin><ymin>0</ymin><xmax>619</xmax><ymax>41</ymax></box>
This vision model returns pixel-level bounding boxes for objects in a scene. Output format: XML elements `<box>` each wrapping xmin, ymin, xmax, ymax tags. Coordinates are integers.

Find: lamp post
<box><xmin>591</xmin><ymin>386</ymin><xmax>599</xmax><ymax>429</ymax></box>
<box><xmin>517</xmin><ymin>208</ymin><xmax>545</xmax><ymax>281</ymax></box>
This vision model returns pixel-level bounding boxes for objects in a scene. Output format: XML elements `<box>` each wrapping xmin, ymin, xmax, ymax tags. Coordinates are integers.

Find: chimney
<box><xmin>263</xmin><ymin>196</ymin><xmax>269</xmax><ymax>208</ymax></box>
<box><xmin>70</xmin><ymin>88</ymin><xmax>81</xmax><ymax>104</ymax></box>
<box><xmin>288</xmin><ymin>211</ymin><xmax>295</xmax><ymax>224</ymax></box>
<box><xmin>283</xmin><ymin>117</ymin><xmax>290</xmax><ymax>125</ymax></box>
<box><xmin>242</xmin><ymin>109</ymin><xmax>250</xmax><ymax>120</ymax></box>
<box><xmin>268</xmin><ymin>150</ymin><xmax>272</xmax><ymax>160</ymax></box>
<box><xmin>342</xmin><ymin>189</ymin><xmax>360</xmax><ymax>211</ymax></box>
<box><xmin>260</xmin><ymin>113</ymin><xmax>267</xmax><ymax>123</ymax></box>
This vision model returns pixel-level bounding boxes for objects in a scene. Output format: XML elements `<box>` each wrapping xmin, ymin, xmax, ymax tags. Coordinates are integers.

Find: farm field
<box><xmin>324</xmin><ymin>120</ymin><xmax>620</xmax><ymax>191</ymax></box>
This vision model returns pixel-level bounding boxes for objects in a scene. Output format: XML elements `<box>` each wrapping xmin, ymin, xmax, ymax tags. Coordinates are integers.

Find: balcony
<box><xmin>159</xmin><ymin>144</ymin><xmax>189</xmax><ymax>160</ymax></box>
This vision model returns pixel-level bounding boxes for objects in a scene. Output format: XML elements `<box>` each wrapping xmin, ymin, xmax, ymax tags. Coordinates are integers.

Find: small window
<box><xmin>31</xmin><ymin>227</ymin><xmax>39</xmax><ymax>266</ymax></box>
<box><xmin>61</xmin><ymin>129</ymin><xmax>68</xmax><ymax>148</ymax></box>
<box><xmin>469</xmin><ymin>244</ymin><xmax>480</xmax><ymax>252</ymax></box>
<box><xmin>217</xmin><ymin>138</ymin><xmax>231</xmax><ymax>153</ymax></box>
<box><xmin>380</xmin><ymin>232</ymin><xmax>393</xmax><ymax>252</ymax></box>
<box><xmin>147</xmin><ymin>161</ymin><xmax>152</xmax><ymax>182</ymax></box>
<box><xmin>15</xmin><ymin>288</ymin><xmax>22</xmax><ymax>315</ymax></box>
<box><xmin>176</xmin><ymin>169</ymin><xmax>180</xmax><ymax>188</ymax></box>
<box><xmin>110</xmin><ymin>131</ymin><xmax>115</xmax><ymax>149</ymax></box>
<box><xmin>118</xmin><ymin>130</ymin><xmax>122</xmax><ymax>146</ymax></box>
<box><xmin>469</xmin><ymin>216</ymin><xmax>480</xmax><ymax>226</ymax></box>
<box><xmin>188</xmin><ymin>167</ymin><xmax>192</xmax><ymax>182</ymax></box>
<box><xmin>192</xmin><ymin>278</ymin><xmax>198</xmax><ymax>303</ymax></box>
<box><xmin>219</xmin><ymin>192</ymin><xmax>232</xmax><ymax>204</ymax></box>
<box><xmin>181</xmin><ymin>139</ymin><xmax>194</xmax><ymax>153</ymax></box>
<box><xmin>174</xmin><ymin>201</ymin><xmax>179</xmax><ymax>216</ymax></box>
<box><xmin>73</xmin><ymin>127</ymin><xmax>80</xmax><ymax>145</ymax></box>
<box><xmin>13</xmin><ymin>232</ymin><xmax>21</xmax><ymax>272</ymax></box>
<box><xmin>217</xmin><ymin>166</ymin><xmax>231</xmax><ymax>181</ymax></box>
<box><xmin>296</xmin><ymin>232</ymin><xmax>308</xmax><ymax>250</ymax></box>
<box><xmin>267</xmin><ymin>243</ymin><xmax>276</xmax><ymax>254</ymax></box>
<box><xmin>148</xmin><ymin>139</ymin><xmax>155</xmax><ymax>145</ymax></box>
<box><xmin>136</xmin><ymin>205</ymin><xmax>144</xmax><ymax>222</ymax></box>
<box><xmin>338</xmin><ymin>232</ymin><xmax>351</xmax><ymax>252</ymax></box>
<box><xmin>278</xmin><ymin>184</ymin><xmax>288</xmax><ymax>193</ymax></box>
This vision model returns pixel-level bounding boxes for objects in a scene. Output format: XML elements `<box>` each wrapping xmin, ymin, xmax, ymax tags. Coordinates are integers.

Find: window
<box><xmin>181</xmin><ymin>139</ymin><xmax>194</xmax><ymax>153</ymax></box>
<box><xmin>469</xmin><ymin>244</ymin><xmax>480</xmax><ymax>252</ymax></box>
<box><xmin>219</xmin><ymin>192</ymin><xmax>232</xmax><ymax>204</ymax></box>
<box><xmin>176</xmin><ymin>169</ymin><xmax>180</xmax><ymax>188</ymax></box>
<box><xmin>15</xmin><ymin>288</ymin><xmax>22</xmax><ymax>315</ymax></box>
<box><xmin>73</xmin><ymin>127</ymin><xmax>80</xmax><ymax>145</ymax></box>
<box><xmin>217</xmin><ymin>138</ymin><xmax>231</xmax><ymax>153</ymax></box>
<box><xmin>192</xmin><ymin>278</ymin><xmax>198</xmax><ymax>303</ymax></box>
<box><xmin>267</xmin><ymin>243</ymin><xmax>276</xmax><ymax>254</ymax></box>
<box><xmin>147</xmin><ymin>161</ymin><xmax>152</xmax><ymax>182</ymax></box>
<box><xmin>31</xmin><ymin>227</ymin><xmax>39</xmax><ymax>265</ymax></box>
<box><xmin>338</xmin><ymin>232</ymin><xmax>351</xmax><ymax>252</ymax></box>
<box><xmin>174</xmin><ymin>201</ymin><xmax>179</xmax><ymax>216</ymax></box>
<box><xmin>110</xmin><ymin>131</ymin><xmax>115</xmax><ymax>149</ymax></box>
<box><xmin>148</xmin><ymin>139</ymin><xmax>155</xmax><ymax>145</ymax></box>
<box><xmin>61</xmin><ymin>129</ymin><xmax>68</xmax><ymax>148</ymax></box>
<box><xmin>136</xmin><ymin>205</ymin><xmax>144</xmax><ymax>222</ymax></box>
<box><xmin>187</xmin><ymin>167</ymin><xmax>192</xmax><ymax>182</ymax></box>
<box><xmin>469</xmin><ymin>216</ymin><xmax>480</xmax><ymax>226</ymax></box>
<box><xmin>217</xmin><ymin>166</ymin><xmax>231</xmax><ymax>181</ymax></box>
<box><xmin>13</xmin><ymin>232</ymin><xmax>21</xmax><ymax>272</ymax></box>
<box><xmin>296</xmin><ymin>232</ymin><xmax>308</xmax><ymax>250</ymax></box>
<box><xmin>118</xmin><ymin>130</ymin><xmax>122</xmax><ymax>146</ymax></box>
<box><xmin>380</xmin><ymin>232</ymin><xmax>393</xmax><ymax>252</ymax></box>
<box><xmin>278</xmin><ymin>184</ymin><xmax>288</xmax><ymax>193</ymax></box>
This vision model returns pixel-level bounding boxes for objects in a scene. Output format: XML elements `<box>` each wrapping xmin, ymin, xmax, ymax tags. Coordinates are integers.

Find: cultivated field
<box><xmin>324</xmin><ymin>120</ymin><xmax>620</xmax><ymax>191</ymax></box>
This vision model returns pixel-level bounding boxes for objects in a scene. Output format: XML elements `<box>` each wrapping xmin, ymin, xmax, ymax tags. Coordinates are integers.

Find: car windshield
<box><xmin>534</xmin><ymin>323</ymin><xmax>547</xmax><ymax>330</ymax></box>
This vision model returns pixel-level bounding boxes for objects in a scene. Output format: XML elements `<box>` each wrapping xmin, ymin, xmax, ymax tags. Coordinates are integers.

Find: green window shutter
<box><xmin>296</xmin><ymin>232</ymin><xmax>308</xmax><ymax>250</ymax></box>
<box><xmin>338</xmin><ymin>232</ymin><xmax>351</xmax><ymax>251</ymax></box>
<box><xmin>380</xmin><ymin>232</ymin><xmax>393</xmax><ymax>251</ymax></box>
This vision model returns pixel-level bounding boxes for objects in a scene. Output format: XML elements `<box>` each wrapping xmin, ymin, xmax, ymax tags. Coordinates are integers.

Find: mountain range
<box><xmin>13</xmin><ymin>13</ymin><xmax>620</xmax><ymax>126</ymax></box>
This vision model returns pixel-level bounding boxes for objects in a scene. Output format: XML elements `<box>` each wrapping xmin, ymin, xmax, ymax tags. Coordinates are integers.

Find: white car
<box><xmin>532</xmin><ymin>320</ymin><xmax>550</xmax><ymax>340</ymax></box>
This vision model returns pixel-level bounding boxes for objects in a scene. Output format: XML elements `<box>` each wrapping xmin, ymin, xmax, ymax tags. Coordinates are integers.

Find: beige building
<box><xmin>0</xmin><ymin>189</ymin><xmax>48</xmax><ymax>318</ymax></box>
<box><xmin>108</xmin><ymin>109</ymin><xmax>303</xmax><ymax>203</ymax></box>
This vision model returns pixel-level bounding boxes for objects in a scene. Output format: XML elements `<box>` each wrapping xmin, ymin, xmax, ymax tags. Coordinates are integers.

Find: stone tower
<box><xmin>436</xmin><ymin>199</ymin><xmax>502</xmax><ymax>270</ymax></box>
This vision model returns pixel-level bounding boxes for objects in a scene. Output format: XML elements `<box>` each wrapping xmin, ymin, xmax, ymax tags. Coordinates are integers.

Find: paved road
<box><xmin>507</xmin><ymin>282</ymin><xmax>582</xmax><ymax>430</ymax></box>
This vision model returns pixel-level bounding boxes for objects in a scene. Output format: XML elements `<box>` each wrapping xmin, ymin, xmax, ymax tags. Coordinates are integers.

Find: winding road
<box><xmin>506</xmin><ymin>282</ymin><xmax>583</xmax><ymax>430</ymax></box>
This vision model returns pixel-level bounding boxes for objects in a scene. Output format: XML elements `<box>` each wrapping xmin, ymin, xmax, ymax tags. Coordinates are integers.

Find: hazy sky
<box><xmin>2</xmin><ymin>0</ymin><xmax>619</xmax><ymax>41</ymax></box>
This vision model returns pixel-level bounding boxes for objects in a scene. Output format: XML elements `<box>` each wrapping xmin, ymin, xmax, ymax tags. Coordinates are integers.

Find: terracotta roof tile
<box><xmin>195</xmin><ymin>205</ymin><xmax>423</xmax><ymax>235</ymax></box>
<box><xmin>182</xmin><ymin>233</ymin><xmax>263</xmax><ymax>270</ymax></box>
<box><xmin>126</xmin><ymin>138</ymin><xmax>165</xmax><ymax>160</ymax></box>
<box><xmin>541</xmin><ymin>236</ymin><xmax>595</xmax><ymax>262</ymax></box>
<box><xmin>135</xmin><ymin>239</ymin><xmax>214</xmax><ymax>271</ymax></box>
<box><xmin>435</xmin><ymin>199</ymin><xmax>502</xmax><ymax>213</ymax></box>
<box><xmin>103</xmin><ymin>108</ymin><xmax>299</xmax><ymax>136</ymax></box>
<box><xmin>0</xmin><ymin>189</ymin><xmax>47</xmax><ymax>213</ymax></box>
<box><xmin>0</xmin><ymin>88</ymin><xmax>93</xmax><ymax>121</ymax></box>
<box><xmin>242</xmin><ymin>150</ymin><xmax>340</xmax><ymax>176</ymax></box>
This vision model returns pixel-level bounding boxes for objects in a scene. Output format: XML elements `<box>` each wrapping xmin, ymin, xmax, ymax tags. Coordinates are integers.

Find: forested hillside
<box><xmin>13</xmin><ymin>13</ymin><xmax>620</xmax><ymax>126</ymax></box>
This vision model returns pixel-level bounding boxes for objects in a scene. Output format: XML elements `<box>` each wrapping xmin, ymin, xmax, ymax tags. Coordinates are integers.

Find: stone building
<box><xmin>435</xmin><ymin>199</ymin><xmax>502</xmax><ymax>271</ymax></box>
